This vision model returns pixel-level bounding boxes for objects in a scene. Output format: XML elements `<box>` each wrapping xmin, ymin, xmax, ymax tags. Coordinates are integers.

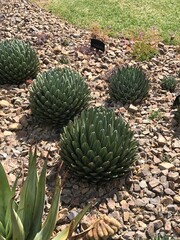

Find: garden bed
<box><xmin>0</xmin><ymin>0</ymin><xmax>180</xmax><ymax>239</ymax></box>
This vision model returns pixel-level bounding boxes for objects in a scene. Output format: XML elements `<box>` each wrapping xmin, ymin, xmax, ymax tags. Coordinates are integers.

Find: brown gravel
<box><xmin>0</xmin><ymin>0</ymin><xmax>180</xmax><ymax>239</ymax></box>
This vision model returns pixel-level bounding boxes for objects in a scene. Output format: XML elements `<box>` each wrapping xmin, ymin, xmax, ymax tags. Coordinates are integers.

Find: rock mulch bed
<box><xmin>0</xmin><ymin>0</ymin><xmax>180</xmax><ymax>239</ymax></box>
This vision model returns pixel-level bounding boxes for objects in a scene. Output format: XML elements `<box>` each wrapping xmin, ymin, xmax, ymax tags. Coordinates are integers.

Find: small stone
<box><xmin>147</xmin><ymin>222</ymin><xmax>155</xmax><ymax>237</ymax></box>
<box><xmin>120</xmin><ymin>200</ymin><xmax>129</xmax><ymax>210</ymax></box>
<box><xmin>165</xmin><ymin>221</ymin><xmax>171</xmax><ymax>232</ymax></box>
<box><xmin>57</xmin><ymin>208</ymin><xmax>68</xmax><ymax>224</ymax></box>
<box><xmin>168</xmin><ymin>172</ymin><xmax>179</xmax><ymax>181</ymax></box>
<box><xmin>161</xmin><ymin>169</ymin><xmax>169</xmax><ymax>176</ymax></box>
<box><xmin>67</xmin><ymin>210</ymin><xmax>79</xmax><ymax>220</ymax></box>
<box><xmin>8</xmin><ymin>173</ymin><xmax>16</xmax><ymax>185</ymax></box>
<box><xmin>0</xmin><ymin>100</ymin><xmax>11</xmax><ymax>107</ymax></box>
<box><xmin>123</xmin><ymin>211</ymin><xmax>129</xmax><ymax>222</ymax></box>
<box><xmin>145</xmin><ymin>203</ymin><xmax>155</xmax><ymax>211</ymax></box>
<box><xmin>173</xmin><ymin>225</ymin><xmax>180</xmax><ymax>235</ymax></box>
<box><xmin>150</xmin><ymin>196</ymin><xmax>160</xmax><ymax>205</ymax></box>
<box><xmin>163</xmin><ymin>145</ymin><xmax>171</xmax><ymax>152</ymax></box>
<box><xmin>172</xmin><ymin>139</ymin><xmax>180</xmax><ymax>149</ymax></box>
<box><xmin>3</xmin><ymin>130</ymin><xmax>13</xmax><ymax>136</ymax></box>
<box><xmin>61</xmin><ymin>195</ymin><xmax>71</xmax><ymax>205</ymax></box>
<box><xmin>149</xmin><ymin>215</ymin><xmax>156</xmax><ymax>221</ymax></box>
<box><xmin>152</xmin><ymin>220</ymin><xmax>163</xmax><ymax>230</ymax></box>
<box><xmin>167</xmin><ymin>204</ymin><xmax>178</xmax><ymax>212</ymax></box>
<box><xmin>107</xmin><ymin>199</ymin><xmax>115</xmax><ymax>211</ymax></box>
<box><xmin>153</xmin><ymin>156</ymin><xmax>161</xmax><ymax>164</ymax></box>
<box><xmin>133</xmin><ymin>183</ymin><xmax>141</xmax><ymax>192</ymax></box>
<box><xmin>135</xmin><ymin>199</ymin><xmax>147</xmax><ymax>207</ymax></box>
<box><xmin>152</xmin><ymin>185</ymin><xmax>164</xmax><ymax>194</ymax></box>
<box><xmin>9</xmin><ymin>123</ymin><xmax>23</xmax><ymax>130</ymax></box>
<box><xmin>135</xmin><ymin>231</ymin><xmax>146</xmax><ymax>239</ymax></box>
<box><xmin>129</xmin><ymin>104</ymin><xmax>138</xmax><ymax>112</ymax></box>
<box><xmin>164</xmin><ymin>188</ymin><xmax>175</xmax><ymax>196</ymax></box>
<box><xmin>148</xmin><ymin>179</ymin><xmax>160</xmax><ymax>189</ymax></box>
<box><xmin>159</xmin><ymin>162</ymin><xmax>174</xmax><ymax>170</ymax></box>
<box><xmin>128</xmin><ymin>200</ymin><xmax>135</xmax><ymax>209</ymax></box>
<box><xmin>72</xmin><ymin>32</ymin><xmax>81</xmax><ymax>38</ymax></box>
<box><xmin>139</xmin><ymin>180</ymin><xmax>147</xmax><ymax>188</ymax></box>
<box><xmin>161</xmin><ymin>196</ymin><xmax>173</xmax><ymax>206</ymax></box>
<box><xmin>99</xmin><ymin>202</ymin><xmax>108</xmax><ymax>214</ymax></box>
<box><xmin>54</xmin><ymin>45</ymin><xmax>62</xmax><ymax>54</ymax></box>
<box><xmin>138</xmin><ymin>221</ymin><xmax>147</xmax><ymax>230</ymax></box>
<box><xmin>122</xmin><ymin>231</ymin><xmax>135</xmax><ymax>239</ymax></box>
<box><xmin>173</xmin><ymin>195</ymin><xmax>180</xmax><ymax>204</ymax></box>
<box><xmin>157</xmin><ymin>134</ymin><xmax>166</xmax><ymax>146</ymax></box>
<box><xmin>158</xmin><ymin>42</ymin><xmax>165</xmax><ymax>48</ymax></box>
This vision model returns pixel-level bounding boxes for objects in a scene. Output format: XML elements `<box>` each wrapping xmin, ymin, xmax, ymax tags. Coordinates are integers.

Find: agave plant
<box><xmin>29</xmin><ymin>68</ymin><xmax>90</xmax><ymax>126</ymax></box>
<box><xmin>0</xmin><ymin>148</ymin><xmax>91</xmax><ymax>240</ymax></box>
<box><xmin>161</xmin><ymin>76</ymin><xmax>177</xmax><ymax>92</ymax></box>
<box><xmin>0</xmin><ymin>39</ymin><xmax>39</xmax><ymax>84</ymax></box>
<box><xmin>60</xmin><ymin>107</ymin><xmax>137</xmax><ymax>183</ymax></box>
<box><xmin>108</xmin><ymin>66</ymin><xmax>149</xmax><ymax>104</ymax></box>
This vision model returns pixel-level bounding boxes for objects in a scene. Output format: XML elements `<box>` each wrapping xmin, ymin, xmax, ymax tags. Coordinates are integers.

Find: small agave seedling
<box><xmin>0</xmin><ymin>148</ymin><xmax>91</xmax><ymax>240</ymax></box>
<box><xmin>108</xmin><ymin>66</ymin><xmax>149</xmax><ymax>105</ymax></box>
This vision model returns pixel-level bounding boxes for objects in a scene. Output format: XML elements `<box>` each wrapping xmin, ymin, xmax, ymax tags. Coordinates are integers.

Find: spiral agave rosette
<box><xmin>60</xmin><ymin>107</ymin><xmax>137</xmax><ymax>183</ymax></box>
<box><xmin>29</xmin><ymin>67</ymin><xmax>90</xmax><ymax>126</ymax></box>
<box><xmin>0</xmin><ymin>39</ymin><xmax>39</xmax><ymax>84</ymax></box>
<box><xmin>108</xmin><ymin>66</ymin><xmax>149</xmax><ymax>104</ymax></box>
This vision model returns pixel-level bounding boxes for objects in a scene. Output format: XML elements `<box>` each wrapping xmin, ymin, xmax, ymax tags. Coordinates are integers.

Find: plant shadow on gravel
<box><xmin>15</xmin><ymin>114</ymin><xmax>64</xmax><ymax>144</ymax></box>
<box><xmin>46</xmin><ymin>161</ymin><xmax>133</xmax><ymax>210</ymax></box>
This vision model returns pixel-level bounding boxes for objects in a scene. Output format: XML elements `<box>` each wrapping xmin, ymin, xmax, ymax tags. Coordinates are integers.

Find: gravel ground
<box><xmin>0</xmin><ymin>0</ymin><xmax>180</xmax><ymax>239</ymax></box>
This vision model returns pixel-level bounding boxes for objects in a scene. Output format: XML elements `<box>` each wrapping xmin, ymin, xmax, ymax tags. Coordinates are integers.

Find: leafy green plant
<box><xmin>59</xmin><ymin>55</ymin><xmax>69</xmax><ymax>64</ymax></box>
<box><xmin>0</xmin><ymin>148</ymin><xmax>91</xmax><ymax>240</ymax></box>
<box><xmin>61</xmin><ymin>39</ymin><xmax>70</xmax><ymax>46</ymax></box>
<box><xmin>108</xmin><ymin>66</ymin><xmax>149</xmax><ymax>105</ymax></box>
<box><xmin>0</xmin><ymin>39</ymin><xmax>39</xmax><ymax>84</ymax></box>
<box><xmin>148</xmin><ymin>110</ymin><xmax>163</xmax><ymax>120</ymax></box>
<box><xmin>161</xmin><ymin>76</ymin><xmax>177</xmax><ymax>92</ymax></box>
<box><xmin>29</xmin><ymin>68</ymin><xmax>90</xmax><ymax>126</ymax></box>
<box><xmin>151</xmin><ymin>234</ymin><xmax>175</xmax><ymax>240</ymax></box>
<box><xmin>60</xmin><ymin>107</ymin><xmax>137</xmax><ymax>183</ymax></box>
<box><xmin>132</xmin><ymin>41</ymin><xmax>157</xmax><ymax>61</ymax></box>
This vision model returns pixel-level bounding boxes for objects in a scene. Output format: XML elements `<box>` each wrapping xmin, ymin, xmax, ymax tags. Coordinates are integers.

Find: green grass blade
<box><xmin>0</xmin><ymin>162</ymin><xmax>12</xmax><ymax>226</ymax></box>
<box><xmin>0</xmin><ymin>235</ymin><xmax>6</xmax><ymax>240</ymax></box>
<box><xmin>34</xmin><ymin>177</ymin><xmax>60</xmax><ymax>240</ymax></box>
<box><xmin>5</xmin><ymin>200</ymin><xmax>13</xmax><ymax>240</ymax></box>
<box><xmin>5</xmin><ymin>177</ymin><xmax>19</xmax><ymax>239</ymax></box>
<box><xmin>12</xmin><ymin>175</ymin><xmax>19</xmax><ymax>195</ymax></box>
<box><xmin>53</xmin><ymin>203</ymin><xmax>91</xmax><ymax>240</ymax></box>
<box><xmin>0</xmin><ymin>221</ymin><xmax>5</xmax><ymax>237</ymax></box>
<box><xmin>26</xmin><ymin>159</ymin><xmax>47</xmax><ymax>240</ymax></box>
<box><xmin>17</xmin><ymin>149</ymin><xmax>38</xmax><ymax>238</ymax></box>
<box><xmin>10</xmin><ymin>199</ymin><xmax>25</xmax><ymax>240</ymax></box>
